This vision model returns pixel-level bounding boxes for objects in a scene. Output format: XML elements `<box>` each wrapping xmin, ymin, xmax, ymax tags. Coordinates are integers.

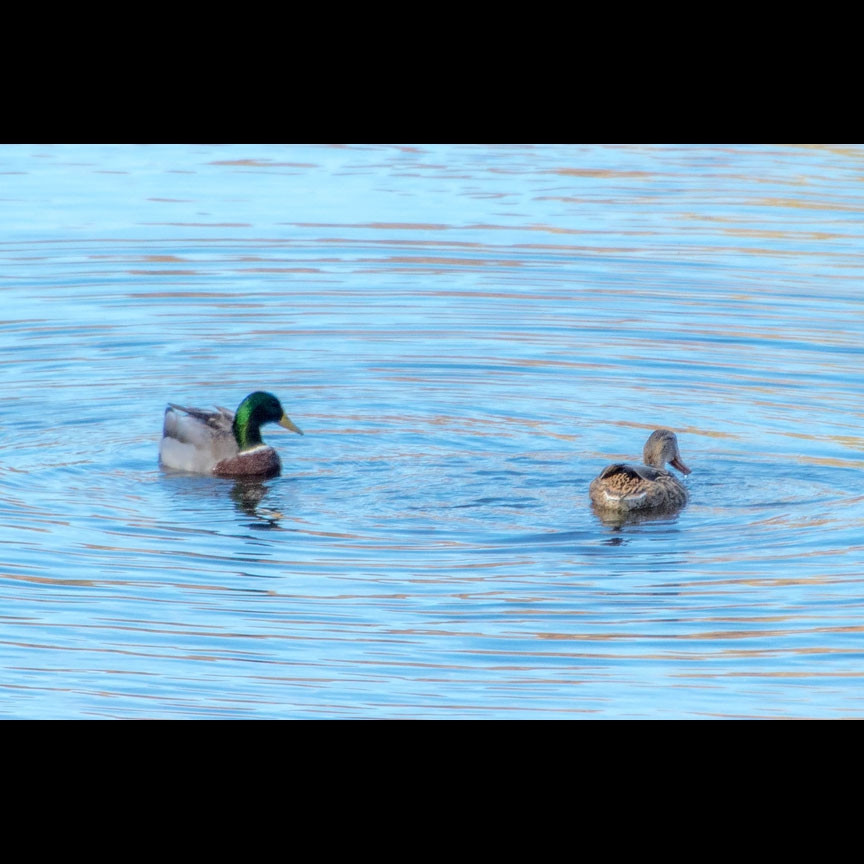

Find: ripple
<box><xmin>2</xmin><ymin>144</ymin><xmax>864</xmax><ymax>717</ymax></box>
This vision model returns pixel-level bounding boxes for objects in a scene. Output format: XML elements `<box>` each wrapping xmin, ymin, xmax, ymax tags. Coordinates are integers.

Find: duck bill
<box><xmin>671</xmin><ymin>458</ymin><xmax>691</xmax><ymax>476</ymax></box>
<box><xmin>279</xmin><ymin>415</ymin><xmax>304</xmax><ymax>436</ymax></box>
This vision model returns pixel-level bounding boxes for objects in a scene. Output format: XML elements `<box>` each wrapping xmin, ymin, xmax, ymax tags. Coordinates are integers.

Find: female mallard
<box><xmin>159</xmin><ymin>391</ymin><xmax>303</xmax><ymax>478</ymax></box>
<box><xmin>589</xmin><ymin>429</ymin><xmax>691</xmax><ymax>513</ymax></box>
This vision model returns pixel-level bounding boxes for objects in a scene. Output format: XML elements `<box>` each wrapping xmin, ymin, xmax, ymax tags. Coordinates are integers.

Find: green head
<box><xmin>232</xmin><ymin>391</ymin><xmax>304</xmax><ymax>451</ymax></box>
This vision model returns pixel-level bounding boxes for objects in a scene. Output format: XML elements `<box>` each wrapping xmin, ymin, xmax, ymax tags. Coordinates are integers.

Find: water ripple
<box><xmin>2</xmin><ymin>144</ymin><xmax>864</xmax><ymax>717</ymax></box>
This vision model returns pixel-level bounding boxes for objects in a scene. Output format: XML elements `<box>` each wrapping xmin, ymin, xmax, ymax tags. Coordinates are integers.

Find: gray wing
<box><xmin>167</xmin><ymin>404</ymin><xmax>234</xmax><ymax>431</ymax></box>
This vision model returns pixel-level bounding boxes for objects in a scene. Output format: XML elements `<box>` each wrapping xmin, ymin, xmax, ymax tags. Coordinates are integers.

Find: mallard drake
<box><xmin>159</xmin><ymin>391</ymin><xmax>303</xmax><ymax>478</ymax></box>
<box><xmin>589</xmin><ymin>429</ymin><xmax>691</xmax><ymax>513</ymax></box>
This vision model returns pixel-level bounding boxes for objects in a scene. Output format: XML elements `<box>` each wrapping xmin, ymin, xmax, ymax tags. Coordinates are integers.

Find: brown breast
<box><xmin>214</xmin><ymin>446</ymin><xmax>282</xmax><ymax>478</ymax></box>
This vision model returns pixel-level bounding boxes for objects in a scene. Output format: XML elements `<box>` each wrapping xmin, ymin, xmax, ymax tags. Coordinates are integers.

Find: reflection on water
<box><xmin>2</xmin><ymin>144</ymin><xmax>864</xmax><ymax>718</ymax></box>
<box><xmin>229</xmin><ymin>480</ymin><xmax>286</xmax><ymax>529</ymax></box>
<box><xmin>593</xmin><ymin>504</ymin><xmax>687</xmax><ymax>532</ymax></box>
<box><xmin>230</xmin><ymin>480</ymin><xmax>271</xmax><ymax>516</ymax></box>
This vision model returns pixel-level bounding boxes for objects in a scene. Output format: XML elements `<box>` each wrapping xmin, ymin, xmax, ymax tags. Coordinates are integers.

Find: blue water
<box><xmin>1</xmin><ymin>143</ymin><xmax>863</xmax><ymax>718</ymax></box>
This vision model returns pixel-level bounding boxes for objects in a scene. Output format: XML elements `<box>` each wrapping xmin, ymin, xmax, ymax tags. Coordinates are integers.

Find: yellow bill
<box><xmin>279</xmin><ymin>415</ymin><xmax>304</xmax><ymax>436</ymax></box>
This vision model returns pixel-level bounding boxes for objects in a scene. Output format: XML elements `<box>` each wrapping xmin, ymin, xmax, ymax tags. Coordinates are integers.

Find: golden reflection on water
<box><xmin>2</xmin><ymin>144</ymin><xmax>864</xmax><ymax>718</ymax></box>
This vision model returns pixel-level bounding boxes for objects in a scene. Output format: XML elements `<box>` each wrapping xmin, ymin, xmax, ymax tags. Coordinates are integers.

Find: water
<box><xmin>1</xmin><ymin>143</ymin><xmax>863</xmax><ymax>718</ymax></box>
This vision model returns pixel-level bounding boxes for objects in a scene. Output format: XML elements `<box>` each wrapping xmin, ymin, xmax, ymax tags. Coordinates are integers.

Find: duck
<box><xmin>159</xmin><ymin>391</ymin><xmax>303</xmax><ymax>478</ymax></box>
<box><xmin>589</xmin><ymin>429</ymin><xmax>691</xmax><ymax>513</ymax></box>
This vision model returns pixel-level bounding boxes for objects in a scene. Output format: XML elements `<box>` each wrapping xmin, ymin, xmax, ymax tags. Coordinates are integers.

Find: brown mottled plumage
<box><xmin>589</xmin><ymin>430</ymin><xmax>691</xmax><ymax>513</ymax></box>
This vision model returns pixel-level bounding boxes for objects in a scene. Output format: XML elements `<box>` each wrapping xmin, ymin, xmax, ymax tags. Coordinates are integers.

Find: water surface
<box><xmin>2</xmin><ymin>143</ymin><xmax>863</xmax><ymax>718</ymax></box>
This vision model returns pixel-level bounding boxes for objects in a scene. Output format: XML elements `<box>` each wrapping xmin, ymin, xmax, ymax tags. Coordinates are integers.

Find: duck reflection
<box><xmin>593</xmin><ymin>502</ymin><xmax>684</xmax><ymax>531</ymax></box>
<box><xmin>230</xmin><ymin>480</ymin><xmax>284</xmax><ymax>527</ymax></box>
